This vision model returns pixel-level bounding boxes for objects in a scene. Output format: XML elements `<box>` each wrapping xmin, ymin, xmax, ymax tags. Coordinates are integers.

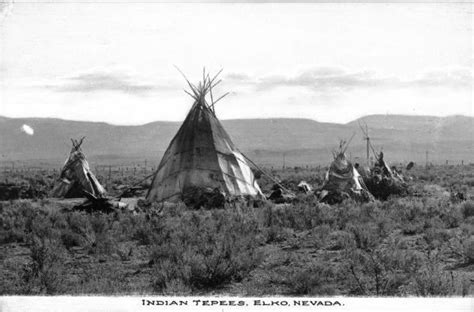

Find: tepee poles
<box><xmin>358</xmin><ymin>121</ymin><xmax>378</xmax><ymax>166</ymax></box>
<box><xmin>174</xmin><ymin>66</ymin><xmax>227</xmax><ymax>115</ymax></box>
<box><xmin>359</xmin><ymin>121</ymin><xmax>371</xmax><ymax>166</ymax></box>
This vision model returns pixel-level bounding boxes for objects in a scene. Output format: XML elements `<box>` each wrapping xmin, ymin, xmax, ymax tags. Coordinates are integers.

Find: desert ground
<box><xmin>0</xmin><ymin>164</ymin><xmax>473</xmax><ymax>296</ymax></box>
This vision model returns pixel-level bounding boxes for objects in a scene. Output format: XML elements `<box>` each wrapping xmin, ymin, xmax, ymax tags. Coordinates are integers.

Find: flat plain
<box><xmin>0</xmin><ymin>164</ymin><xmax>473</xmax><ymax>296</ymax></box>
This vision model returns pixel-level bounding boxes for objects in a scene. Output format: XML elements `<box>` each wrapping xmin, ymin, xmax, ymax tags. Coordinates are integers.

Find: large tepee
<box><xmin>51</xmin><ymin>138</ymin><xmax>106</xmax><ymax>198</ymax></box>
<box><xmin>146</xmin><ymin>70</ymin><xmax>263</xmax><ymax>204</ymax></box>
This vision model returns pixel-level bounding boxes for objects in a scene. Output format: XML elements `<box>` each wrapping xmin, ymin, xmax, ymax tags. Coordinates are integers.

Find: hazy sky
<box><xmin>0</xmin><ymin>1</ymin><xmax>472</xmax><ymax>124</ymax></box>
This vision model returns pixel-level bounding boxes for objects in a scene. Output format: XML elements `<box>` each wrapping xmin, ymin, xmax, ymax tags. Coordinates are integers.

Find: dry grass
<box><xmin>0</xmin><ymin>164</ymin><xmax>473</xmax><ymax>296</ymax></box>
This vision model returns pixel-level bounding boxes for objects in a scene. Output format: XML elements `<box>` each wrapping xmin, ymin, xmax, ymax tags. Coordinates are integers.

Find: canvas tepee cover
<box><xmin>51</xmin><ymin>138</ymin><xmax>106</xmax><ymax>198</ymax></box>
<box><xmin>320</xmin><ymin>142</ymin><xmax>374</xmax><ymax>202</ymax></box>
<box><xmin>146</xmin><ymin>72</ymin><xmax>263</xmax><ymax>203</ymax></box>
<box><xmin>372</xmin><ymin>152</ymin><xmax>405</xmax><ymax>181</ymax></box>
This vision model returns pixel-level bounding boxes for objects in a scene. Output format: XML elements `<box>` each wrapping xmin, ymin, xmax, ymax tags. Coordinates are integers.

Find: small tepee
<box><xmin>51</xmin><ymin>138</ymin><xmax>106</xmax><ymax>198</ymax></box>
<box><xmin>146</xmin><ymin>70</ymin><xmax>263</xmax><ymax>204</ymax></box>
<box><xmin>364</xmin><ymin>151</ymin><xmax>408</xmax><ymax>200</ymax></box>
<box><xmin>319</xmin><ymin>140</ymin><xmax>374</xmax><ymax>204</ymax></box>
<box><xmin>372</xmin><ymin>151</ymin><xmax>401</xmax><ymax>180</ymax></box>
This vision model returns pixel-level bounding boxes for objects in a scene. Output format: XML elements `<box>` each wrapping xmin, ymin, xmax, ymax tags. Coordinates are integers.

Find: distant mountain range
<box><xmin>0</xmin><ymin>115</ymin><xmax>472</xmax><ymax>167</ymax></box>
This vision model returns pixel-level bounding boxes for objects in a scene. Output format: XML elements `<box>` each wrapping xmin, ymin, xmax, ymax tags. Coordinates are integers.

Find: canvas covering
<box><xmin>320</xmin><ymin>151</ymin><xmax>374</xmax><ymax>202</ymax></box>
<box><xmin>51</xmin><ymin>140</ymin><xmax>106</xmax><ymax>198</ymax></box>
<box><xmin>146</xmin><ymin>97</ymin><xmax>263</xmax><ymax>203</ymax></box>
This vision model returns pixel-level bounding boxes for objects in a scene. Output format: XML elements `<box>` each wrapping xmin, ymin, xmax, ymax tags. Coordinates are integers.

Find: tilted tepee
<box><xmin>51</xmin><ymin>137</ymin><xmax>106</xmax><ymax>198</ymax></box>
<box><xmin>146</xmin><ymin>70</ymin><xmax>263</xmax><ymax>203</ymax></box>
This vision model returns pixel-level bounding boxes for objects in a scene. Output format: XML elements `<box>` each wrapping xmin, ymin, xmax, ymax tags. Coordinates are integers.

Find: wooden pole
<box><xmin>366</xmin><ymin>125</ymin><xmax>370</xmax><ymax>166</ymax></box>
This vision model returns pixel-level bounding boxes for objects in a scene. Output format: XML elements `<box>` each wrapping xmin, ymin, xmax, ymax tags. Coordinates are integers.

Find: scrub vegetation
<box><xmin>0</xmin><ymin>164</ymin><xmax>473</xmax><ymax>296</ymax></box>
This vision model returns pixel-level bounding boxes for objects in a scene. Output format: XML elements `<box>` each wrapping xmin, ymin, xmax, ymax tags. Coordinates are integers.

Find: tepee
<box><xmin>319</xmin><ymin>140</ymin><xmax>374</xmax><ymax>204</ymax></box>
<box><xmin>373</xmin><ymin>151</ymin><xmax>401</xmax><ymax>180</ymax></box>
<box><xmin>146</xmin><ymin>70</ymin><xmax>263</xmax><ymax>204</ymax></box>
<box><xmin>364</xmin><ymin>151</ymin><xmax>408</xmax><ymax>200</ymax></box>
<box><xmin>51</xmin><ymin>137</ymin><xmax>106</xmax><ymax>198</ymax></box>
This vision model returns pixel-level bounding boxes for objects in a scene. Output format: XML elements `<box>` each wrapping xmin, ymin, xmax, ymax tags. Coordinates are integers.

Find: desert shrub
<box><xmin>115</xmin><ymin>243</ymin><xmax>134</xmax><ymax>261</ymax></box>
<box><xmin>19</xmin><ymin>237</ymin><xmax>67</xmax><ymax>294</ymax></box>
<box><xmin>150</xmin><ymin>210</ymin><xmax>263</xmax><ymax>293</ymax></box>
<box><xmin>90</xmin><ymin>214</ymin><xmax>109</xmax><ymax>236</ymax></box>
<box><xmin>87</xmin><ymin>214</ymin><xmax>117</xmax><ymax>255</ymax></box>
<box><xmin>261</xmin><ymin>200</ymin><xmax>343</xmax><ymax>232</ymax></box>
<box><xmin>389</xmin><ymin>198</ymin><xmax>426</xmax><ymax>223</ymax></box>
<box><xmin>131</xmin><ymin>214</ymin><xmax>165</xmax><ymax>245</ymax></box>
<box><xmin>401</xmin><ymin>221</ymin><xmax>425</xmax><ymax>235</ymax></box>
<box><xmin>258</xmin><ymin>252</ymin><xmax>338</xmax><ymax>296</ymax></box>
<box><xmin>30</xmin><ymin>214</ymin><xmax>55</xmax><ymax>239</ymax></box>
<box><xmin>264</xmin><ymin>223</ymin><xmax>291</xmax><ymax>243</ymax></box>
<box><xmin>60</xmin><ymin>229</ymin><xmax>85</xmax><ymax>249</ymax></box>
<box><xmin>389</xmin><ymin>199</ymin><xmax>428</xmax><ymax>235</ymax></box>
<box><xmin>114</xmin><ymin>210</ymin><xmax>165</xmax><ymax>244</ymax></box>
<box><xmin>66</xmin><ymin>212</ymin><xmax>92</xmax><ymax>237</ymax></box>
<box><xmin>422</xmin><ymin>228</ymin><xmax>452</xmax><ymax>249</ymax></box>
<box><xmin>346</xmin><ymin>223</ymin><xmax>383</xmax><ymax>251</ymax></box>
<box><xmin>133</xmin><ymin>226</ymin><xmax>153</xmax><ymax>245</ymax></box>
<box><xmin>460</xmin><ymin>217</ymin><xmax>474</xmax><ymax>235</ymax></box>
<box><xmin>425</xmin><ymin>216</ymin><xmax>448</xmax><ymax>230</ymax></box>
<box><xmin>343</xmin><ymin>244</ymin><xmax>425</xmax><ymax>296</ymax></box>
<box><xmin>310</xmin><ymin>224</ymin><xmax>332</xmax><ymax>249</ymax></box>
<box><xmin>460</xmin><ymin>200</ymin><xmax>474</xmax><ymax>219</ymax></box>
<box><xmin>408</xmin><ymin>263</ymin><xmax>457</xmax><ymax>296</ymax></box>
<box><xmin>463</xmin><ymin>238</ymin><xmax>474</xmax><ymax>264</ymax></box>
<box><xmin>342</xmin><ymin>230</ymin><xmax>468</xmax><ymax>297</ymax></box>
<box><xmin>0</xmin><ymin>204</ymin><xmax>22</xmax><ymax>243</ymax></box>
<box><xmin>0</xmin><ymin>201</ymin><xmax>61</xmax><ymax>244</ymax></box>
<box><xmin>374</xmin><ymin>214</ymin><xmax>396</xmax><ymax>238</ymax></box>
<box><xmin>446</xmin><ymin>231</ymin><xmax>474</xmax><ymax>265</ymax></box>
<box><xmin>358</xmin><ymin>202</ymin><xmax>379</xmax><ymax>222</ymax></box>
<box><xmin>74</xmin><ymin>264</ymin><xmax>130</xmax><ymax>294</ymax></box>
<box><xmin>48</xmin><ymin>210</ymin><xmax>68</xmax><ymax>229</ymax></box>
<box><xmin>114</xmin><ymin>211</ymin><xmax>138</xmax><ymax>240</ymax></box>
<box><xmin>284</xmin><ymin>262</ymin><xmax>337</xmax><ymax>295</ymax></box>
<box><xmin>464</xmin><ymin>177</ymin><xmax>474</xmax><ymax>187</ymax></box>
<box><xmin>0</xmin><ymin>228</ymin><xmax>25</xmax><ymax>244</ymax></box>
<box><xmin>326</xmin><ymin>230</ymin><xmax>353</xmax><ymax>251</ymax></box>
<box><xmin>438</xmin><ymin>208</ymin><xmax>462</xmax><ymax>229</ymax></box>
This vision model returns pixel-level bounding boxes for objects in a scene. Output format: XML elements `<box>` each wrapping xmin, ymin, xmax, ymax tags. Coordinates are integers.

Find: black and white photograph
<box><xmin>0</xmin><ymin>0</ymin><xmax>472</xmax><ymax>310</ymax></box>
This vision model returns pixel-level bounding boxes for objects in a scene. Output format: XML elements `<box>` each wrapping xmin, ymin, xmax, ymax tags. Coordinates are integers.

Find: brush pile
<box><xmin>363</xmin><ymin>152</ymin><xmax>409</xmax><ymax>200</ymax></box>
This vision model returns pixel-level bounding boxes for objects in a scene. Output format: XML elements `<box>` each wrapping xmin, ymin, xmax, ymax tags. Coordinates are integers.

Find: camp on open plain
<box><xmin>0</xmin><ymin>0</ymin><xmax>473</xmax><ymax>302</ymax></box>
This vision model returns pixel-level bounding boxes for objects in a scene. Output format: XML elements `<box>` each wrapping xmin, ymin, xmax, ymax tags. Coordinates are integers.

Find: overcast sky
<box><xmin>0</xmin><ymin>1</ymin><xmax>472</xmax><ymax>124</ymax></box>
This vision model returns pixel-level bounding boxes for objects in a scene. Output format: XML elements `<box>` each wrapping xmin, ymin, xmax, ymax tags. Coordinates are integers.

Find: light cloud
<box><xmin>225</xmin><ymin>72</ymin><xmax>254</xmax><ymax>83</ymax></box>
<box><xmin>46</xmin><ymin>71</ymin><xmax>171</xmax><ymax>95</ymax></box>
<box><xmin>229</xmin><ymin>67</ymin><xmax>474</xmax><ymax>92</ymax></box>
<box><xmin>412</xmin><ymin>68</ymin><xmax>474</xmax><ymax>88</ymax></box>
